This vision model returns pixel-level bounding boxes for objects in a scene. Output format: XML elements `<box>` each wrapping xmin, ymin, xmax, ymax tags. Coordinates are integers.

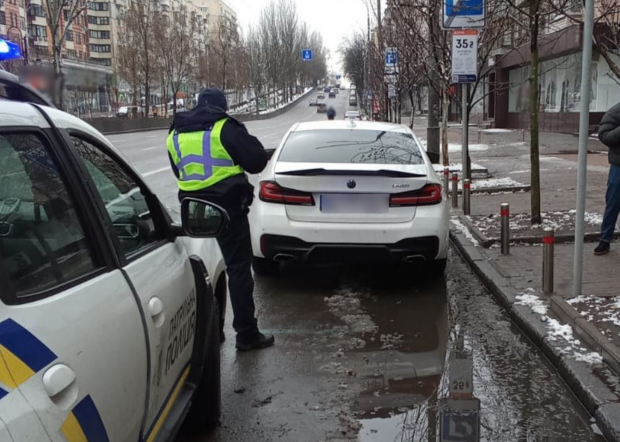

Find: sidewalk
<box><xmin>441</xmin><ymin>125</ymin><xmax>620</xmax><ymax>441</ymax></box>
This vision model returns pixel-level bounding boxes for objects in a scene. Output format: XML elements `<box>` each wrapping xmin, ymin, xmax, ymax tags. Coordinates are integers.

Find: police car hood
<box><xmin>172</xmin><ymin>105</ymin><xmax>229</xmax><ymax>133</ymax></box>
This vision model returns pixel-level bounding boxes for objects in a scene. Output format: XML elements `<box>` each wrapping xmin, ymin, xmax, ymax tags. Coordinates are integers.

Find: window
<box><xmin>76</xmin><ymin>33</ymin><xmax>82</xmax><ymax>44</ymax></box>
<box><xmin>66</xmin><ymin>30</ymin><xmax>74</xmax><ymax>41</ymax></box>
<box><xmin>71</xmin><ymin>137</ymin><xmax>163</xmax><ymax>258</ymax></box>
<box><xmin>90</xmin><ymin>44</ymin><xmax>110</xmax><ymax>53</ymax></box>
<box><xmin>29</xmin><ymin>24</ymin><xmax>47</xmax><ymax>38</ymax></box>
<box><xmin>89</xmin><ymin>30</ymin><xmax>110</xmax><ymax>39</ymax></box>
<box><xmin>88</xmin><ymin>15</ymin><xmax>110</xmax><ymax>25</ymax></box>
<box><xmin>0</xmin><ymin>133</ymin><xmax>98</xmax><ymax>298</ymax></box>
<box><xmin>278</xmin><ymin>130</ymin><xmax>425</xmax><ymax>165</ymax></box>
<box><xmin>30</xmin><ymin>4</ymin><xmax>46</xmax><ymax>17</ymax></box>
<box><xmin>90</xmin><ymin>58</ymin><xmax>111</xmax><ymax>66</ymax></box>
<box><xmin>64</xmin><ymin>10</ymin><xmax>70</xmax><ymax>20</ymax></box>
<box><xmin>0</xmin><ymin>12</ymin><xmax>5</xmax><ymax>25</ymax></box>
<box><xmin>88</xmin><ymin>2</ymin><xmax>109</xmax><ymax>11</ymax></box>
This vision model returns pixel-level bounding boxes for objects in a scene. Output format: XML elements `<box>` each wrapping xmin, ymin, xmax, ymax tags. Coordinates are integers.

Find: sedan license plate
<box><xmin>320</xmin><ymin>194</ymin><xmax>388</xmax><ymax>214</ymax></box>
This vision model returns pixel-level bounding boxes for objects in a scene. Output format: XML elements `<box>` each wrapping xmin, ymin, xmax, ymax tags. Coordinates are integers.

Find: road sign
<box><xmin>451</xmin><ymin>30</ymin><xmax>478</xmax><ymax>84</ymax></box>
<box><xmin>442</xmin><ymin>0</ymin><xmax>486</xmax><ymax>29</ymax></box>
<box><xmin>388</xmin><ymin>84</ymin><xmax>397</xmax><ymax>98</ymax></box>
<box><xmin>449</xmin><ymin>357</ymin><xmax>474</xmax><ymax>399</ymax></box>
<box><xmin>385</xmin><ymin>48</ymin><xmax>398</xmax><ymax>66</ymax></box>
<box><xmin>367</xmin><ymin>90</ymin><xmax>373</xmax><ymax>99</ymax></box>
<box><xmin>336</xmin><ymin>75</ymin><xmax>342</xmax><ymax>80</ymax></box>
<box><xmin>384</xmin><ymin>73</ymin><xmax>397</xmax><ymax>84</ymax></box>
<box><xmin>301</xmin><ymin>49</ymin><xmax>313</xmax><ymax>61</ymax></box>
<box><xmin>440</xmin><ymin>398</ymin><xmax>480</xmax><ymax>442</ymax></box>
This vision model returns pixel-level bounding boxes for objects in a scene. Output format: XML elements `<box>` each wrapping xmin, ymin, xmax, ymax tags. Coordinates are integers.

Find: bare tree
<box><xmin>42</xmin><ymin>0</ymin><xmax>87</xmax><ymax>108</ymax></box>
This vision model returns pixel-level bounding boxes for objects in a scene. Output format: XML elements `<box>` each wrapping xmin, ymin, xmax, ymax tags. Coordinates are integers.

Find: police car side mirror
<box><xmin>265</xmin><ymin>148</ymin><xmax>276</xmax><ymax>160</ymax></box>
<box><xmin>180</xmin><ymin>198</ymin><xmax>229</xmax><ymax>238</ymax></box>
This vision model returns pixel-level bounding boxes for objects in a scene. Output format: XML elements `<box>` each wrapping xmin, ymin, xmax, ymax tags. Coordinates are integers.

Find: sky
<box><xmin>225</xmin><ymin>0</ymin><xmax>371</xmax><ymax>73</ymax></box>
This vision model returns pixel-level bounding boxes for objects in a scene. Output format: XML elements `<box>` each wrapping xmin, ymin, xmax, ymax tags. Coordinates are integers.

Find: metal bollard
<box><xmin>463</xmin><ymin>179</ymin><xmax>471</xmax><ymax>215</ymax></box>
<box><xmin>501</xmin><ymin>203</ymin><xmax>510</xmax><ymax>255</ymax></box>
<box><xmin>443</xmin><ymin>167</ymin><xmax>450</xmax><ymax>197</ymax></box>
<box><xmin>477</xmin><ymin>129</ymin><xmax>482</xmax><ymax>143</ymax></box>
<box><xmin>522</xmin><ymin>129</ymin><xmax>525</xmax><ymax>141</ymax></box>
<box><xmin>543</xmin><ymin>228</ymin><xmax>555</xmax><ymax>294</ymax></box>
<box><xmin>451</xmin><ymin>173</ymin><xmax>459</xmax><ymax>208</ymax></box>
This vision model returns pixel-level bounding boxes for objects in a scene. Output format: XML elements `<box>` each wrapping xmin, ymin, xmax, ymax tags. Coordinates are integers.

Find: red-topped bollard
<box><xmin>543</xmin><ymin>228</ymin><xmax>555</xmax><ymax>294</ymax></box>
<box><xmin>451</xmin><ymin>173</ymin><xmax>459</xmax><ymax>208</ymax></box>
<box><xmin>463</xmin><ymin>179</ymin><xmax>471</xmax><ymax>215</ymax></box>
<box><xmin>501</xmin><ymin>203</ymin><xmax>510</xmax><ymax>255</ymax></box>
<box><xmin>444</xmin><ymin>167</ymin><xmax>450</xmax><ymax>197</ymax></box>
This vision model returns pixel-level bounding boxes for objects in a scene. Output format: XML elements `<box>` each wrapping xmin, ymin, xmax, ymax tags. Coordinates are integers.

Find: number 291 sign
<box><xmin>451</xmin><ymin>29</ymin><xmax>479</xmax><ymax>84</ymax></box>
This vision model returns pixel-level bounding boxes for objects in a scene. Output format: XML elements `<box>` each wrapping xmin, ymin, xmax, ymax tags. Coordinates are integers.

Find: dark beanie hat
<box><xmin>198</xmin><ymin>88</ymin><xmax>228</xmax><ymax>111</ymax></box>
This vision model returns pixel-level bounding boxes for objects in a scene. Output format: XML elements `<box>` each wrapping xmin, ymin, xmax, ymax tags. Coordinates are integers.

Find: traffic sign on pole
<box><xmin>451</xmin><ymin>30</ymin><xmax>478</xmax><ymax>84</ymax></box>
<box><xmin>385</xmin><ymin>48</ymin><xmax>399</xmax><ymax>74</ymax></box>
<box><xmin>301</xmin><ymin>49</ymin><xmax>313</xmax><ymax>61</ymax></box>
<box><xmin>440</xmin><ymin>398</ymin><xmax>480</xmax><ymax>442</ymax></box>
<box><xmin>442</xmin><ymin>0</ymin><xmax>486</xmax><ymax>29</ymax></box>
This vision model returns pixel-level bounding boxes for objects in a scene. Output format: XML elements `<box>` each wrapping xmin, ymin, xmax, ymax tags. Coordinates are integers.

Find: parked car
<box><xmin>0</xmin><ymin>98</ymin><xmax>227</xmax><ymax>441</ymax></box>
<box><xmin>317</xmin><ymin>103</ymin><xmax>327</xmax><ymax>113</ymax></box>
<box><xmin>249</xmin><ymin>120</ymin><xmax>449</xmax><ymax>276</ymax></box>
<box><xmin>116</xmin><ymin>105</ymin><xmax>142</xmax><ymax>118</ymax></box>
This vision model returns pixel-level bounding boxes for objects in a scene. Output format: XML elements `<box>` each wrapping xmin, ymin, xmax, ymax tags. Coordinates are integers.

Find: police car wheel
<box><xmin>186</xmin><ymin>301</ymin><xmax>221</xmax><ymax>428</ymax></box>
<box><xmin>252</xmin><ymin>257</ymin><xmax>280</xmax><ymax>276</ymax></box>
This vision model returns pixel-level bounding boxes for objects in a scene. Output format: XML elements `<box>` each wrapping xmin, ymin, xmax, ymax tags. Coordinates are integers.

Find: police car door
<box><xmin>0</xmin><ymin>128</ymin><xmax>147</xmax><ymax>442</ymax></box>
<box><xmin>69</xmin><ymin>134</ymin><xmax>197</xmax><ymax>441</ymax></box>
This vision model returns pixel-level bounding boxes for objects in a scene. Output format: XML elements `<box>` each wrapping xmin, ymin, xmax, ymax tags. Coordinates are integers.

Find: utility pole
<box><xmin>426</xmin><ymin>1</ymin><xmax>440</xmax><ymax>164</ymax></box>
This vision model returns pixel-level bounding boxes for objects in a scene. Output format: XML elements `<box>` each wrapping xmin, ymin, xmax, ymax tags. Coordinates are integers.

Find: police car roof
<box><xmin>0</xmin><ymin>101</ymin><xmax>121</xmax><ymax>156</ymax></box>
<box><xmin>292</xmin><ymin>120</ymin><xmax>411</xmax><ymax>133</ymax></box>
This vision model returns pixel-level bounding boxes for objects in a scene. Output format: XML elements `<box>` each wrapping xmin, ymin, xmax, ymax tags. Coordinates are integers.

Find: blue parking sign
<box><xmin>446</xmin><ymin>0</ymin><xmax>484</xmax><ymax>16</ymax></box>
<box><xmin>440</xmin><ymin>399</ymin><xmax>480</xmax><ymax>442</ymax></box>
<box><xmin>302</xmin><ymin>49</ymin><xmax>313</xmax><ymax>61</ymax></box>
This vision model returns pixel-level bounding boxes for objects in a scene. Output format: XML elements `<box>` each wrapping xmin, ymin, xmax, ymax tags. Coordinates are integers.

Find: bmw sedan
<box><xmin>249</xmin><ymin>120</ymin><xmax>449</xmax><ymax>276</ymax></box>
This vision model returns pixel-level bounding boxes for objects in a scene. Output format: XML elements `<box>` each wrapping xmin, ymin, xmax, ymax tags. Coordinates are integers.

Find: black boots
<box><xmin>236</xmin><ymin>332</ymin><xmax>275</xmax><ymax>351</ymax></box>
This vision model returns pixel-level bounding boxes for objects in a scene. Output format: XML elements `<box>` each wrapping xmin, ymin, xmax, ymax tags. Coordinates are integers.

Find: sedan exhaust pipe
<box><xmin>403</xmin><ymin>255</ymin><xmax>426</xmax><ymax>264</ymax></box>
<box><xmin>273</xmin><ymin>254</ymin><xmax>296</xmax><ymax>262</ymax></box>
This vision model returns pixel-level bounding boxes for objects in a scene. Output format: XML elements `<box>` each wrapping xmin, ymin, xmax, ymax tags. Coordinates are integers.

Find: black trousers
<box><xmin>216</xmin><ymin>214</ymin><xmax>259</xmax><ymax>337</ymax></box>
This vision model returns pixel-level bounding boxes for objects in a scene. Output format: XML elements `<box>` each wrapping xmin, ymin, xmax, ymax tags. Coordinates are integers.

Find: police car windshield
<box><xmin>279</xmin><ymin>129</ymin><xmax>425</xmax><ymax>165</ymax></box>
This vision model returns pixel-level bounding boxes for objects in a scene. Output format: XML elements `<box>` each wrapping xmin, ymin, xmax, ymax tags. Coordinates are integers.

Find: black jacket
<box><xmin>599</xmin><ymin>102</ymin><xmax>620</xmax><ymax>165</ymax></box>
<box><xmin>169</xmin><ymin>105</ymin><xmax>268</xmax><ymax>218</ymax></box>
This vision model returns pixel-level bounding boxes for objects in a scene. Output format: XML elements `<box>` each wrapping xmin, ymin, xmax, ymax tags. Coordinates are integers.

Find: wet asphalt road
<box><xmin>107</xmin><ymin>92</ymin><xmax>606</xmax><ymax>441</ymax></box>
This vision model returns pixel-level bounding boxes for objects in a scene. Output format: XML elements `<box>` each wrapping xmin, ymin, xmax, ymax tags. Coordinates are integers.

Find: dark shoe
<box><xmin>594</xmin><ymin>241</ymin><xmax>610</xmax><ymax>255</ymax></box>
<box><xmin>236</xmin><ymin>332</ymin><xmax>275</xmax><ymax>351</ymax></box>
<box><xmin>220</xmin><ymin>332</ymin><xmax>225</xmax><ymax>344</ymax></box>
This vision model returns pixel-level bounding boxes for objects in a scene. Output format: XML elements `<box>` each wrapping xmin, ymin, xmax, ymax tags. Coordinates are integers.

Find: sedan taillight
<box><xmin>390</xmin><ymin>184</ymin><xmax>442</xmax><ymax>207</ymax></box>
<box><xmin>259</xmin><ymin>181</ymin><xmax>315</xmax><ymax>206</ymax></box>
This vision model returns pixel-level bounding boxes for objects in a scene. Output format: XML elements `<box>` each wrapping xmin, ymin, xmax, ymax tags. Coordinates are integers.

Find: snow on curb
<box><xmin>451</xmin><ymin>217</ymin><xmax>479</xmax><ymax>246</ymax></box>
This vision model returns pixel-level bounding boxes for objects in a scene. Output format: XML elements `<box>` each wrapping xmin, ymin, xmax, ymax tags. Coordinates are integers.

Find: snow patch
<box><xmin>482</xmin><ymin>128</ymin><xmax>513</xmax><ymax>134</ymax></box>
<box><xmin>433</xmin><ymin>163</ymin><xmax>486</xmax><ymax>173</ymax></box>
<box><xmin>515</xmin><ymin>289</ymin><xmax>548</xmax><ymax>315</ymax></box>
<box><xmin>448</xmin><ymin>143</ymin><xmax>490</xmax><ymax>152</ymax></box>
<box><xmin>471</xmin><ymin>177</ymin><xmax>523</xmax><ymax>189</ymax></box>
<box><xmin>509</xmin><ymin>170</ymin><xmax>530</xmax><ymax>174</ymax></box>
<box><xmin>450</xmin><ymin>217</ymin><xmax>479</xmax><ymax>246</ymax></box>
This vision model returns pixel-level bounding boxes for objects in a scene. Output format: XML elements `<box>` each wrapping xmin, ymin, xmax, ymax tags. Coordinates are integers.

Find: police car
<box><xmin>0</xmin><ymin>78</ymin><xmax>228</xmax><ymax>441</ymax></box>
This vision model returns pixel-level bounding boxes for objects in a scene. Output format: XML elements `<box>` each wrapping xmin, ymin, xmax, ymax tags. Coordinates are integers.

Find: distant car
<box><xmin>309</xmin><ymin>98</ymin><xmax>317</xmax><ymax>106</ymax></box>
<box><xmin>116</xmin><ymin>105</ymin><xmax>141</xmax><ymax>118</ymax></box>
<box><xmin>344</xmin><ymin>111</ymin><xmax>361</xmax><ymax>120</ymax></box>
<box><xmin>249</xmin><ymin>120</ymin><xmax>449</xmax><ymax>276</ymax></box>
<box><xmin>324</xmin><ymin>87</ymin><xmax>331</xmax><ymax>93</ymax></box>
<box><xmin>317</xmin><ymin>93</ymin><xmax>325</xmax><ymax>100</ymax></box>
<box><xmin>329</xmin><ymin>91</ymin><xmax>336</xmax><ymax>98</ymax></box>
<box><xmin>317</xmin><ymin>103</ymin><xmax>327</xmax><ymax>113</ymax></box>
<box><xmin>349</xmin><ymin>97</ymin><xmax>358</xmax><ymax>106</ymax></box>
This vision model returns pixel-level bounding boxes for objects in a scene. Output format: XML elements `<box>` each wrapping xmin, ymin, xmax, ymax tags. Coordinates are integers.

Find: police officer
<box><xmin>327</xmin><ymin>107</ymin><xmax>336</xmax><ymax>120</ymax></box>
<box><xmin>167</xmin><ymin>88</ymin><xmax>274</xmax><ymax>351</ymax></box>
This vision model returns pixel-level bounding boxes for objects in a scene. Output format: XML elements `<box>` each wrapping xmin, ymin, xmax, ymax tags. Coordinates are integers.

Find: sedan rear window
<box><xmin>278</xmin><ymin>129</ymin><xmax>425</xmax><ymax>165</ymax></box>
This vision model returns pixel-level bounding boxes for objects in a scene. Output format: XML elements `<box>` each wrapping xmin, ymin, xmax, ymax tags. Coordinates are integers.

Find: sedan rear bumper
<box><xmin>260</xmin><ymin>234</ymin><xmax>439</xmax><ymax>264</ymax></box>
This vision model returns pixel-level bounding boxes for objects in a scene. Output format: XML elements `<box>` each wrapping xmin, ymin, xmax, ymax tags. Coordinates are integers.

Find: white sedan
<box><xmin>249</xmin><ymin>120</ymin><xmax>449</xmax><ymax>275</ymax></box>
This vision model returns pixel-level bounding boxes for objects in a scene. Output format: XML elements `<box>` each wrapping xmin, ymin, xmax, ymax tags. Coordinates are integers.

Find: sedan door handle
<box><xmin>43</xmin><ymin>364</ymin><xmax>78</xmax><ymax>410</ymax></box>
<box><xmin>148</xmin><ymin>297</ymin><xmax>165</xmax><ymax>328</ymax></box>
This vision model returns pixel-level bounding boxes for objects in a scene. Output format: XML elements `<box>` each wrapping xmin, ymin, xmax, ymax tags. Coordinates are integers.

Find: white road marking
<box><xmin>144</xmin><ymin>146</ymin><xmax>160</xmax><ymax>151</ymax></box>
<box><xmin>142</xmin><ymin>166</ymin><xmax>169</xmax><ymax>177</ymax></box>
<box><xmin>147</xmin><ymin>135</ymin><xmax>161</xmax><ymax>138</ymax></box>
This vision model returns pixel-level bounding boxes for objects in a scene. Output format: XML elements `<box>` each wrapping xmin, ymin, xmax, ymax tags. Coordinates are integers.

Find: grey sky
<box><xmin>225</xmin><ymin>0</ymin><xmax>371</xmax><ymax>73</ymax></box>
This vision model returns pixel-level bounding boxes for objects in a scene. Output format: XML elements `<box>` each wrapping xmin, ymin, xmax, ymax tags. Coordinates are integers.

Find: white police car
<box><xmin>0</xmin><ymin>95</ymin><xmax>228</xmax><ymax>440</ymax></box>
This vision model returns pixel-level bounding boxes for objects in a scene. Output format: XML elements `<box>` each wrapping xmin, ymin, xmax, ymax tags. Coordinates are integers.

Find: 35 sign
<box><xmin>454</xmin><ymin>38</ymin><xmax>475</xmax><ymax>49</ymax></box>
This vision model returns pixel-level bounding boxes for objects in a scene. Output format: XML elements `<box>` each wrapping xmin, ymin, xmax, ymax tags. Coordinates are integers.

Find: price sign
<box><xmin>449</xmin><ymin>356</ymin><xmax>473</xmax><ymax>399</ymax></box>
<box><xmin>451</xmin><ymin>30</ymin><xmax>478</xmax><ymax>84</ymax></box>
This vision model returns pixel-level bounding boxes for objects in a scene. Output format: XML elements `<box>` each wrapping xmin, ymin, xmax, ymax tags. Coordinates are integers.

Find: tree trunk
<box><xmin>408</xmin><ymin>89</ymin><xmax>416</xmax><ymax>128</ymax></box>
<box><xmin>441</xmin><ymin>92</ymin><xmax>450</xmax><ymax>167</ymax></box>
<box><xmin>529</xmin><ymin>15</ymin><xmax>542</xmax><ymax>225</ymax></box>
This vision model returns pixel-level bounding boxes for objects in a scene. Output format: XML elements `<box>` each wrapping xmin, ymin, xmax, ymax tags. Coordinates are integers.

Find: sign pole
<box><xmin>462</xmin><ymin>83</ymin><xmax>470</xmax><ymax>180</ymax></box>
<box><xmin>573</xmin><ymin>0</ymin><xmax>595</xmax><ymax>297</ymax></box>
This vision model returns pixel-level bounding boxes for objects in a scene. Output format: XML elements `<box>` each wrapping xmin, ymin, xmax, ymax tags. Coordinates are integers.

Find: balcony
<box><xmin>29</xmin><ymin>35</ymin><xmax>48</xmax><ymax>46</ymax></box>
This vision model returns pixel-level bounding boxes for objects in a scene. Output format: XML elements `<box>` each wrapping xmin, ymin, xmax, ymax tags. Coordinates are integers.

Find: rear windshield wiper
<box><xmin>277</xmin><ymin>168</ymin><xmax>426</xmax><ymax>178</ymax></box>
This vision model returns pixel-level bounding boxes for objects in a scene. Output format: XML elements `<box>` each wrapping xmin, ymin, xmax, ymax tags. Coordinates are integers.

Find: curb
<box><xmin>456</xmin><ymin>213</ymin><xmax>604</xmax><ymax>248</ymax></box>
<box><xmin>450</xmin><ymin>229</ymin><xmax>620</xmax><ymax>442</ymax></box>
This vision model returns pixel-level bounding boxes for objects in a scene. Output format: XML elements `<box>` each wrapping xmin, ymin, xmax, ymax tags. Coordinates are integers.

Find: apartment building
<box><xmin>0</xmin><ymin>0</ymin><xmax>28</xmax><ymax>70</ymax></box>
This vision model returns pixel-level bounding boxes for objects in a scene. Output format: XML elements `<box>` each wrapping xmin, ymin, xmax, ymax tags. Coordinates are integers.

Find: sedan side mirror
<box><xmin>181</xmin><ymin>198</ymin><xmax>229</xmax><ymax>237</ymax></box>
